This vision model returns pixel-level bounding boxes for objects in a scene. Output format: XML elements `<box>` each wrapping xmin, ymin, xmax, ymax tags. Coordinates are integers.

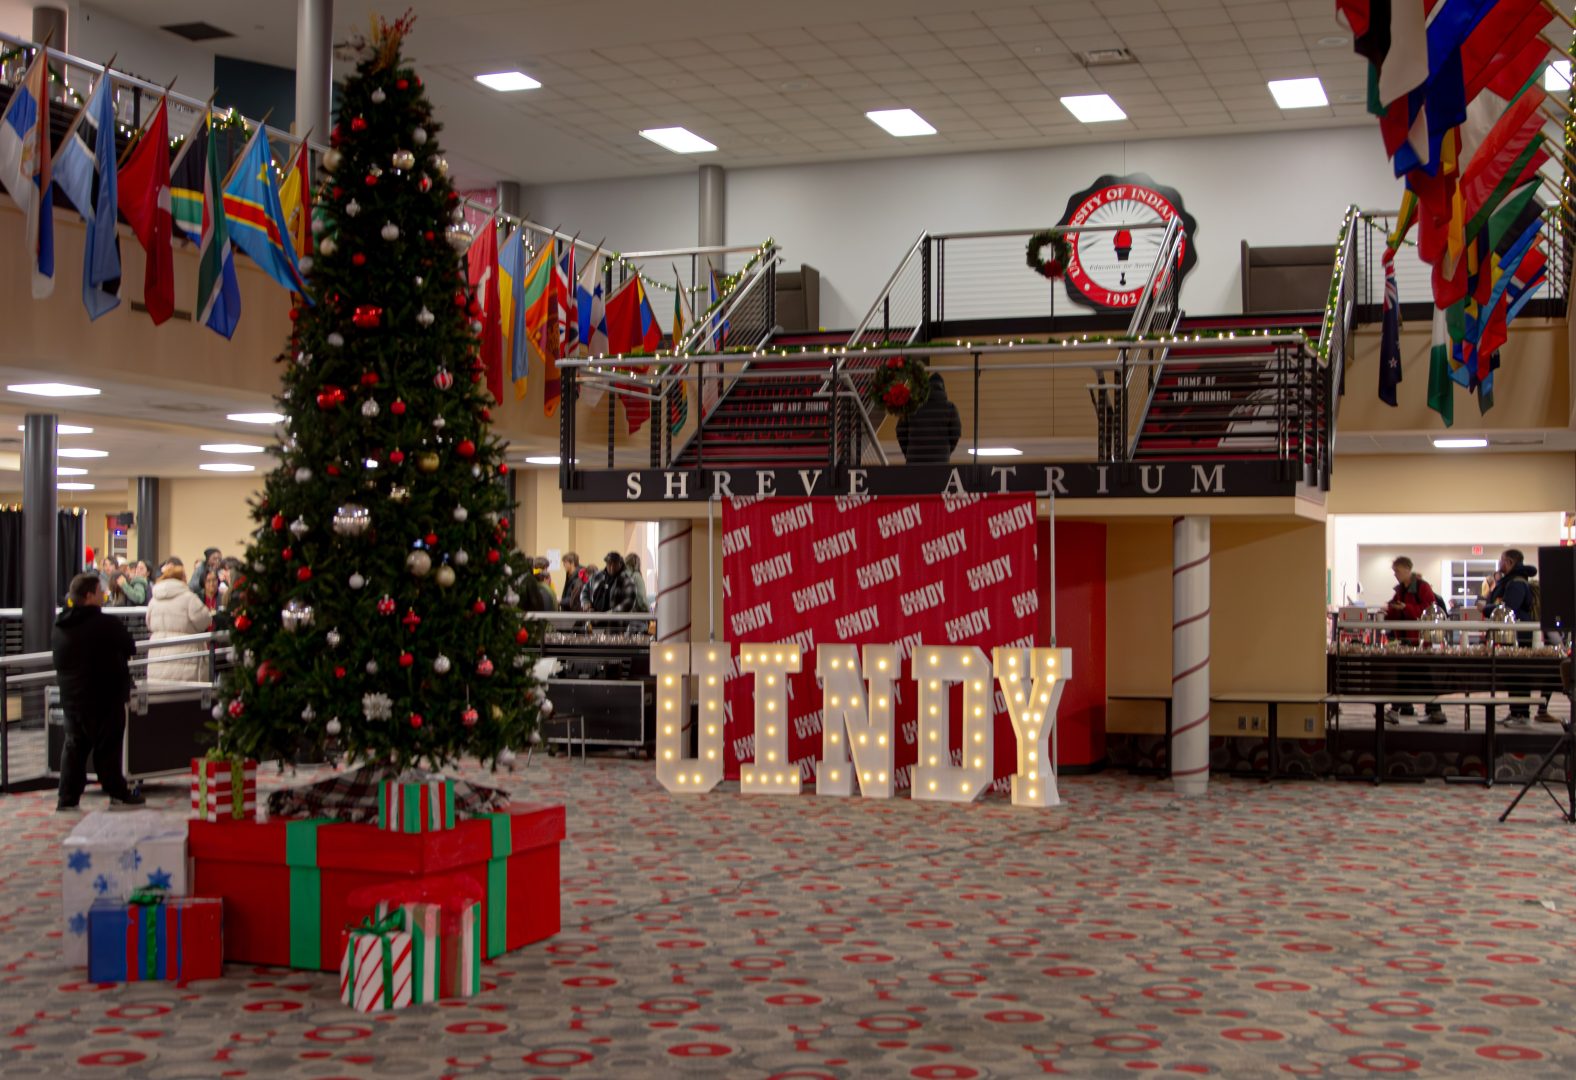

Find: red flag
<box><xmin>466</xmin><ymin>220</ymin><xmax>504</xmax><ymax>404</ymax></box>
<box><xmin>1463</xmin><ymin>0</ymin><xmax>1551</xmax><ymax>100</ymax></box>
<box><xmin>604</xmin><ymin>276</ymin><xmax>641</xmax><ymax>355</ymax></box>
<box><xmin>1458</xmin><ymin>85</ymin><xmax>1546</xmax><ymax>219</ymax></box>
<box><xmin>117</xmin><ymin>98</ymin><xmax>174</xmax><ymax>325</ymax></box>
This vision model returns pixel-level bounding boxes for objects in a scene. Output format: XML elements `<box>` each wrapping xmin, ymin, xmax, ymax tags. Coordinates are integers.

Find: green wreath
<box><xmin>868</xmin><ymin>356</ymin><xmax>932</xmax><ymax>419</ymax></box>
<box><xmin>1026</xmin><ymin>231</ymin><xmax>1072</xmax><ymax>280</ymax></box>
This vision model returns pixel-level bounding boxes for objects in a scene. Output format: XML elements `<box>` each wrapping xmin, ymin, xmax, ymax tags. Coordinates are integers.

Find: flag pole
<box><xmin>168</xmin><ymin>90</ymin><xmax>220</xmax><ymax>178</ymax></box>
<box><xmin>1539</xmin><ymin>0</ymin><xmax>1576</xmax><ymax>31</ymax></box>
<box><xmin>1540</xmin><ymin>32</ymin><xmax>1576</xmax><ymax>61</ymax></box>
<box><xmin>57</xmin><ymin>52</ymin><xmax>116</xmax><ymax>147</ymax></box>
<box><xmin>118</xmin><ymin>76</ymin><xmax>178</xmax><ymax>167</ymax></box>
<box><xmin>220</xmin><ymin>107</ymin><xmax>275</xmax><ymax>188</ymax></box>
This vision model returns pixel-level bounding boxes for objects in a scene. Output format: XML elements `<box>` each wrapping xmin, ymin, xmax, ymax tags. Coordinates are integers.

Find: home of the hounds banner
<box><xmin>721</xmin><ymin>493</ymin><xmax>1040</xmax><ymax>791</ymax></box>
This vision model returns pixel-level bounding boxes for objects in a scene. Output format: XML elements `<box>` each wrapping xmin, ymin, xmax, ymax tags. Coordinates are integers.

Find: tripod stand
<box><xmin>1500</xmin><ymin>696</ymin><xmax>1576</xmax><ymax>824</ymax></box>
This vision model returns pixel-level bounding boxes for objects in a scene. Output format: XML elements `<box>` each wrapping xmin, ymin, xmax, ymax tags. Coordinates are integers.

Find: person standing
<box><xmin>1481</xmin><ymin>548</ymin><xmax>1539</xmax><ymax>723</ymax></box>
<box><xmin>560</xmin><ymin>551</ymin><xmax>590</xmax><ymax>613</ymax></box>
<box><xmin>54</xmin><ymin>573</ymin><xmax>142</xmax><ymax>810</ymax></box>
<box><xmin>895</xmin><ymin>373</ymin><xmax>962</xmax><ymax>464</ymax></box>
<box><xmin>189</xmin><ymin>547</ymin><xmax>222</xmax><ymax>597</ymax></box>
<box><xmin>624</xmin><ymin>552</ymin><xmax>649</xmax><ymax>612</ymax></box>
<box><xmin>583</xmin><ymin>552</ymin><xmax>638</xmax><ymax>616</ymax></box>
<box><xmin>1384</xmin><ymin>556</ymin><xmax>1446</xmax><ymax>725</ymax></box>
<box><xmin>147</xmin><ymin>560</ymin><xmax>215</xmax><ymax>682</ymax></box>
<box><xmin>119</xmin><ymin>561</ymin><xmax>151</xmax><ymax>606</ymax></box>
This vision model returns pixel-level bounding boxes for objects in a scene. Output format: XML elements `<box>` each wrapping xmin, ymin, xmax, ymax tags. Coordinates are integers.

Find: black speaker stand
<box><xmin>1498</xmin><ymin>718</ymin><xmax>1576</xmax><ymax>824</ymax></box>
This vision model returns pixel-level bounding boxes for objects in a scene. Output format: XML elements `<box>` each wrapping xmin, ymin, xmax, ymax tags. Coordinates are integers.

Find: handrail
<box><xmin>615</xmin><ymin>243</ymin><xmax>771</xmax><ymax>260</ymax></box>
<box><xmin>1119</xmin><ymin>216</ymin><xmax>1186</xmax><ymax>460</ymax></box>
<box><xmin>929</xmin><ymin>222</ymin><xmax>1169</xmax><ymax>242</ymax></box>
<box><xmin>847</xmin><ymin>232</ymin><xmax>928</xmax><ymax>346</ymax></box>
<box><xmin>1316</xmin><ymin>206</ymin><xmax>1361</xmax><ymax>369</ymax></box>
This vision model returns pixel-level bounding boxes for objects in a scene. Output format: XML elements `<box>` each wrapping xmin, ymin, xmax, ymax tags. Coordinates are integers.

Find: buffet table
<box><xmin>539</xmin><ymin>612</ymin><xmax>656</xmax><ymax>756</ymax></box>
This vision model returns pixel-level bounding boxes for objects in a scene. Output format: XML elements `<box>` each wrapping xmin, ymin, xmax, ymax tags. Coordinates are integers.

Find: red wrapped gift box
<box><xmin>188</xmin><ymin>802</ymin><xmax>563</xmax><ymax>971</ymax></box>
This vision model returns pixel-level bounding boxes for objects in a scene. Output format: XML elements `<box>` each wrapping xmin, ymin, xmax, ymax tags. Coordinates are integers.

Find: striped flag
<box><xmin>498</xmin><ymin>227</ymin><xmax>528</xmax><ymax>400</ymax></box>
<box><xmin>276</xmin><ymin>138</ymin><xmax>312</xmax><ymax>262</ymax></box>
<box><xmin>670</xmin><ymin>271</ymin><xmax>691</xmax><ymax>436</ymax></box>
<box><xmin>1426</xmin><ymin>306</ymin><xmax>1454</xmax><ymax>427</ymax></box>
<box><xmin>196</xmin><ymin>114</ymin><xmax>241</xmax><ymax>338</ymax></box>
<box><xmin>1378</xmin><ymin>249</ymin><xmax>1401</xmax><ymax>406</ymax></box>
<box><xmin>51</xmin><ymin>65</ymin><xmax>121</xmax><ymax>319</ymax></box>
<box><xmin>0</xmin><ymin>47</ymin><xmax>54</xmax><ymax>297</ymax></box>
<box><xmin>223</xmin><ymin>123</ymin><xmax>309</xmax><ymax>295</ymax></box>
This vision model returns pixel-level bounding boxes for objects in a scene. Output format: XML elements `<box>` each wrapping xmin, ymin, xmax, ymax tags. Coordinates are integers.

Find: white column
<box><xmin>295</xmin><ymin>0</ymin><xmax>334</xmax><ymax>137</ymax></box>
<box><xmin>656</xmin><ymin>520</ymin><xmax>692</xmax><ymax>643</ymax></box>
<box><xmin>1171</xmin><ymin>516</ymin><xmax>1211</xmax><ymax>795</ymax></box>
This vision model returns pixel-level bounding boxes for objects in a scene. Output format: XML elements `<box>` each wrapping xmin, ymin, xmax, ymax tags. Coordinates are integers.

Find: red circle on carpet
<box><xmin>304</xmin><ymin>1026</ymin><xmax>372</xmax><ymax>1043</ymax></box>
<box><xmin>911</xmin><ymin>1067</ymin><xmax>979</xmax><ymax>1079</ymax></box>
<box><xmin>1348</xmin><ymin>1052</ymin><xmax>1421</xmax><ymax>1071</ymax></box>
<box><xmin>984</xmin><ymin>1010</ymin><xmax>1044</xmax><ymax>1023</ymax></box>
<box><xmin>765</xmin><ymin>994</ymin><xmax>822</xmax><ymax>1007</ymax></box>
<box><xmin>1222</xmin><ymin>1028</ymin><xmax>1284</xmax><ymax>1042</ymax></box>
<box><xmin>243</xmin><ymin>1000</ymin><xmax>303</xmax><ymax>1013</ymax></box>
<box><xmin>669</xmin><ymin>1043</ymin><xmax>732</xmax><ymax>1058</ymax></box>
<box><xmin>77</xmin><ymin>1052</ymin><xmax>148</xmax><ymax>1067</ymax></box>
<box><xmin>1476</xmin><ymin>1046</ymin><xmax>1543</xmax><ymax>1061</ymax></box>
<box><xmin>523</xmin><ymin>1048</ymin><xmax>595</xmax><ymax>1066</ymax></box>
<box><xmin>447</xmin><ymin>1021</ymin><xmax>507</xmax><ymax>1035</ymax></box>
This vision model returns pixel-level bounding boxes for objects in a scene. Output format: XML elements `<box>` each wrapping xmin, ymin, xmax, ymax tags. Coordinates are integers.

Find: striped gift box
<box><xmin>190</xmin><ymin>758</ymin><xmax>257</xmax><ymax>822</ymax></box>
<box><xmin>87</xmin><ymin>896</ymin><xmax>223</xmax><ymax>983</ymax></box>
<box><xmin>377</xmin><ymin>779</ymin><xmax>457</xmax><ymax>833</ymax></box>
<box><xmin>375</xmin><ymin>898</ymin><xmax>481</xmax><ymax>1001</ymax></box>
<box><xmin>338</xmin><ymin>917</ymin><xmax>413</xmax><ymax>1013</ymax></box>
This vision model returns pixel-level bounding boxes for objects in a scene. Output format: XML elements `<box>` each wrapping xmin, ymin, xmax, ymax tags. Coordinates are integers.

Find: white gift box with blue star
<box><xmin>61</xmin><ymin>811</ymin><xmax>189</xmax><ymax>967</ymax></box>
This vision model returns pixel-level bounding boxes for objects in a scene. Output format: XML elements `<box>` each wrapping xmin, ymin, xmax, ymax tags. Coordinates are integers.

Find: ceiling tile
<box><xmin>977</xmin><ymin>7</ymin><xmax>1044</xmax><ymax>27</ymax></box>
<box><xmin>919</xmin><ymin>12</ymin><xmax>987</xmax><ymax>32</ymax></box>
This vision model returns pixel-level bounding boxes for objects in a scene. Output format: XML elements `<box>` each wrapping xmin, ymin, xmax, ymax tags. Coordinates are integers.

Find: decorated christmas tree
<box><xmin>216</xmin><ymin>14</ymin><xmax>545</xmax><ymax>772</ymax></box>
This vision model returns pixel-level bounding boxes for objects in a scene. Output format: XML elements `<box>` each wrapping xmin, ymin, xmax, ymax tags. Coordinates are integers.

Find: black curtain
<box><xmin>0</xmin><ymin>507</ymin><xmax>87</xmax><ymax>607</ymax></box>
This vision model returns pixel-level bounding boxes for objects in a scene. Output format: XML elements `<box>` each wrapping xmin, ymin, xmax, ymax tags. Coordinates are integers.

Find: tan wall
<box><xmin>1340</xmin><ymin>319</ymin><xmax>1568</xmax><ymax>433</ymax></box>
<box><xmin>1106</xmin><ymin>521</ymin><xmax>1173</xmax><ymax>696</ymax></box>
<box><xmin>512</xmin><ymin>468</ymin><xmax>645</xmax><ymax>578</ymax></box>
<box><xmin>1329</xmin><ymin>453</ymin><xmax>1576</xmax><ymax>515</ymax></box>
<box><xmin>157</xmin><ymin>477</ymin><xmax>261</xmax><ymax>569</ymax></box>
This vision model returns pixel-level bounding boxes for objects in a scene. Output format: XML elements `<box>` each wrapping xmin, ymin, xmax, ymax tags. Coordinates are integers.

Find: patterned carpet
<box><xmin>3</xmin><ymin>752</ymin><xmax>1576</xmax><ymax>1077</ymax></box>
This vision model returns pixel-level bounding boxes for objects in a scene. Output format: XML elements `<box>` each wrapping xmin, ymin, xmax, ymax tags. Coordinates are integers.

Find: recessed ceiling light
<box><xmin>967</xmin><ymin>447</ymin><xmax>1024</xmax><ymax>457</ymax></box>
<box><xmin>1268</xmin><ymin>77</ymin><xmax>1328</xmax><ymax>109</ymax></box>
<box><xmin>18</xmin><ymin>423</ymin><xmax>93</xmax><ymax>434</ymax></box>
<box><xmin>779</xmin><ymin>80</ymin><xmax>807</xmax><ymax>91</ymax></box>
<box><xmin>7</xmin><ymin>382</ymin><xmax>101</xmax><ymax>397</ymax></box>
<box><xmin>1547</xmin><ymin>61</ymin><xmax>1571</xmax><ymax>92</ymax></box>
<box><xmin>1316</xmin><ymin>35</ymin><xmax>1350</xmax><ymax>47</ymax></box>
<box><xmin>58</xmin><ymin>448</ymin><xmax>108</xmax><ymax>458</ymax></box>
<box><xmin>1433</xmin><ymin>437</ymin><xmax>1488</xmax><ymax>449</ymax></box>
<box><xmin>524</xmin><ymin>455</ymin><xmax>563</xmax><ymax>466</ymax></box>
<box><xmin>1060</xmin><ymin>94</ymin><xmax>1126</xmax><ymax>123</ymax></box>
<box><xmin>639</xmin><ymin>126</ymin><xmax>717</xmax><ymax>154</ymax></box>
<box><xmin>57</xmin><ymin>466</ymin><xmax>88</xmax><ymax>476</ymax></box>
<box><xmin>227</xmin><ymin>412</ymin><xmax>286</xmax><ymax>424</ymax></box>
<box><xmin>475</xmin><ymin>70</ymin><xmax>541</xmax><ymax>92</ymax></box>
<box><xmin>199</xmin><ymin>443</ymin><xmax>266</xmax><ymax>454</ymax></box>
<box><xmin>58</xmin><ymin>482</ymin><xmax>95</xmax><ymax>491</ymax></box>
<box><xmin>866</xmin><ymin>108</ymin><xmax>936</xmax><ymax>137</ymax></box>
<box><xmin>199</xmin><ymin>462</ymin><xmax>255</xmax><ymax>472</ymax></box>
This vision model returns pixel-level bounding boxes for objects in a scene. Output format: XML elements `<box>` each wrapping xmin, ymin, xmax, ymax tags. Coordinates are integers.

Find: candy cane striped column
<box><xmin>1171</xmin><ymin>516</ymin><xmax>1211</xmax><ymax>796</ymax></box>
<box><xmin>656</xmin><ymin>520</ymin><xmax>692</xmax><ymax>643</ymax></box>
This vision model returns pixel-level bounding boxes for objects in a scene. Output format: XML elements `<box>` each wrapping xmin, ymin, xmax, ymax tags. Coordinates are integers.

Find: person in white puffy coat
<box><xmin>146</xmin><ymin>561</ymin><xmax>214</xmax><ymax>682</ymax></box>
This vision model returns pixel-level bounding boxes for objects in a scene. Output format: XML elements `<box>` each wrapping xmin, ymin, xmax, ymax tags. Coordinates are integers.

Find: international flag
<box><xmin>223</xmin><ymin>124</ymin><xmax>309</xmax><ymax>295</ymax></box>
<box><xmin>1378</xmin><ymin>249</ymin><xmax>1401</xmax><ymax>407</ymax></box>
<box><xmin>52</xmin><ymin>65</ymin><xmax>121</xmax><ymax>319</ymax></box>
<box><xmin>1427</xmin><ymin>306</ymin><xmax>1454</xmax><ymax>427</ymax></box>
<box><xmin>1378</xmin><ymin>0</ymin><xmax>1501</xmax><ymax>176</ymax></box>
<box><xmin>0</xmin><ymin>48</ymin><xmax>55</xmax><ymax>298</ymax></box>
<box><xmin>117</xmin><ymin>97</ymin><xmax>175</xmax><ymax>324</ymax></box>
<box><xmin>1503</xmin><ymin>240</ymin><xmax>1547</xmax><ymax>323</ymax></box>
<box><xmin>636</xmin><ymin>277</ymin><xmax>662</xmax><ymax>353</ymax></box>
<box><xmin>537</xmin><ymin>241</ymin><xmax>563</xmax><ymax>412</ymax></box>
<box><xmin>605</xmin><ymin>275</ymin><xmax>642</xmax><ymax>355</ymax></box>
<box><xmin>498</xmin><ymin>227</ymin><xmax>528</xmax><ymax>399</ymax></box>
<box><xmin>518</xmin><ymin>243</ymin><xmax>555</xmax><ymax>401</ymax></box>
<box><xmin>560</xmin><ymin>244</ymin><xmax>579</xmax><ymax>355</ymax></box>
<box><xmin>466</xmin><ymin>218</ymin><xmax>504</xmax><ymax>404</ymax></box>
<box><xmin>196</xmin><ymin>114</ymin><xmax>241</xmax><ymax>339</ymax></box>
<box><xmin>576</xmin><ymin>252</ymin><xmax>608</xmax><ymax>408</ymax></box>
<box><xmin>276</xmin><ymin>137</ymin><xmax>312</xmax><ymax>263</ymax></box>
<box><xmin>670</xmin><ymin>271</ymin><xmax>692</xmax><ymax>436</ymax></box>
<box><xmin>546</xmin><ymin>243</ymin><xmax>574</xmax><ymax>416</ymax></box>
<box><xmin>168</xmin><ymin>119</ymin><xmax>207</xmax><ymax>243</ymax></box>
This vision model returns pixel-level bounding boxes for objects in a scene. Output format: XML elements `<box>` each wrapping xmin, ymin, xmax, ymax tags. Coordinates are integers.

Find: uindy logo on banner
<box><xmin>650</xmin><ymin>643</ymin><xmax>1071</xmax><ymax>808</ymax></box>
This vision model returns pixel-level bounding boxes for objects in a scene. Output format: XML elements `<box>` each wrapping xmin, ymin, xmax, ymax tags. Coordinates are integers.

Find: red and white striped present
<box><xmin>377</xmin><ymin>778</ymin><xmax>456</xmax><ymax>833</ymax></box>
<box><xmin>190</xmin><ymin>758</ymin><xmax>257</xmax><ymax>822</ymax></box>
<box><xmin>338</xmin><ymin>917</ymin><xmax>413</xmax><ymax>1013</ymax></box>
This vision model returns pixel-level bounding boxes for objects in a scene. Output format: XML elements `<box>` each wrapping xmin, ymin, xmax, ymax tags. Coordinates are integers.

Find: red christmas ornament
<box><xmin>270</xmin><ymin>513</ymin><xmax>286</xmax><ymax>531</ymax></box>
<box><xmin>233</xmin><ymin>614</ymin><xmax>253</xmax><ymax>632</ymax></box>
<box><xmin>317</xmin><ymin>385</ymin><xmax>346</xmax><ymax>410</ymax></box>
<box><xmin>447</xmin><ymin>191</ymin><xmax>458</xmax><ymax>204</ymax></box>
<box><xmin>228</xmin><ymin>699</ymin><xmax>246</xmax><ymax>719</ymax></box>
<box><xmin>515</xmin><ymin>627</ymin><xmax>530</xmax><ymax>644</ymax></box>
<box><xmin>398</xmin><ymin>652</ymin><xmax>414</xmax><ymax>668</ymax></box>
<box><xmin>402</xmin><ymin>609</ymin><xmax>423</xmax><ymax>631</ymax></box>
<box><xmin>424</xmin><ymin>532</ymin><xmax>439</xmax><ymax>547</ymax></box>
<box><xmin>360</xmin><ymin>371</ymin><xmax>380</xmax><ymax>387</ymax></box>
<box><xmin>455</xmin><ymin>439</ymin><xmax>477</xmax><ymax>459</ymax></box>
<box><xmin>289</xmin><ymin>307</ymin><xmax>302</xmax><ymax>322</ymax></box>
<box><xmin>424</xmin><ymin>230</ymin><xmax>434</xmax><ymax>242</ymax></box>
<box><xmin>409</xmin><ymin>713</ymin><xmax>423</xmax><ymax>728</ymax></box>
<box><xmin>332</xmin><ymin>185</ymin><xmax>344</xmax><ymax>199</ymax></box>
<box><xmin>461</xmin><ymin>706</ymin><xmax>478</xmax><ymax>727</ymax></box>
<box><xmin>418</xmin><ymin>176</ymin><xmax>432</xmax><ymax>193</ymax></box>
<box><xmin>472</xmin><ymin>599</ymin><xmax>487</xmax><ymax>614</ymax></box>
<box><xmin>434</xmin><ymin>368</ymin><xmax>454</xmax><ymax>390</ymax></box>
<box><xmin>365</xmin><ymin>173</ymin><xmax>378</xmax><ymax>187</ymax></box>
<box><xmin>352</xmin><ymin>305</ymin><xmax>383</xmax><ymax>329</ymax></box>
<box><xmin>469</xmin><ymin>370</ymin><xmax>483</xmax><ymax>384</ymax></box>
<box><xmin>296</xmin><ymin>566</ymin><xmax>313</xmax><ymax>582</ymax></box>
<box><xmin>350</xmin><ymin>116</ymin><xmax>367</xmax><ymax>132</ymax></box>
<box><xmin>396</xmin><ymin>78</ymin><xmax>409</xmax><ymax>90</ymax></box>
<box><xmin>335</xmin><ymin>665</ymin><xmax>347</xmax><ymax>679</ymax></box>
<box><xmin>498</xmin><ymin>517</ymin><xmax>510</xmax><ymax>532</ymax></box>
<box><xmin>326</xmin><ymin>464</ymin><xmax>341</xmax><ymax>477</ymax></box>
<box><xmin>391</xmin><ymin>399</ymin><xmax>407</xmax><ymax>415</ymax></box>
<box><xmin>476</xmin><ymin>657</ymin><xmax>495</xmax><ymax>677</ymax></box>
<box><xmin>479</xmin><ymin>407</ymin><xmax>492</xmax><ymax>422</ymax></box>
<box><xmin>467</xmin><ymin>297</ymin><xmax>482</xmax><ymax>317</ymax></box>
<box><xmin>389</xmin><ymin>449</ymin><xmax>405</xmax><ymax>465</ymax></box>
<box><xmin>281</xmin><ymin>547</ymin><xmax>293</xmax><ymax>561</ymax></box>
<box><xmin>352</xmin><ymin>253</ymin><xmax>367</xmax><ymax>267</ymax></box>
<box><xmin>256</xmin><ymin>660</ymin><xmax>283</xmax><ymax>686</ymax></box>
<box><xmin>487</xmin><ymin>549</ymin><xmax>500</xmax><ymax>564</ymax></box>
<box><xmin>377</xmin><ymin>595</ymin><xmax>396</xmax><ymax>615</ymax></box>
<box><xmin>453</xmin><ymin>291</ymin><xmax>467</xmax><ymax>309</ymax></box>
<box><xmin>498</xmin><ymin>463</ymin><xmax>510</xmax><ymax>475</ymax></box>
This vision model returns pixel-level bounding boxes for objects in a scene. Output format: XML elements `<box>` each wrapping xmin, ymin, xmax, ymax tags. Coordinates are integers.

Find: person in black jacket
<box><xmin>583</xmin><ymin>552</ymin><xmax>639</xmax><ymax>624</ymax></box>
<box><xmin>53</xmin><ymin>573</ymin><xmax>142</xmax><ymax>811</ymax></box>
<box><xmin>1480</xmin><ymin>549</ymin><xmax>1539</xmax><ymax>722</ymax></box>
<box><xmin>895</xmin><ymin>373</ymin><xmax>962</xmax><ymax>464</ymax></box>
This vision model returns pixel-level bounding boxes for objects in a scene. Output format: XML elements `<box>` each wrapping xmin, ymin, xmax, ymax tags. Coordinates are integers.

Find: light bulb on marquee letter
<box><xmin>994</xmin><ymin>647</ymin><xmax>1072</xmax><ymax>807</ymax></box>
<box><xmin>911</xmin><ymin>645</ymin><xmax>993</xmax><ymax>803</ymax></box>
<box><xmin>651</xmin><ymin>644</ymin><xmax>728</xmax><ymax>794</ymax></box>
<box><xmin>740</xmin><ymin>644</ymin><xmax>802</xmax><ymax>794</ymax></box>
<box><xmin>816</xmin><ymin>644</ymin><xmax>898</xmax><ymax>798</ymax></box>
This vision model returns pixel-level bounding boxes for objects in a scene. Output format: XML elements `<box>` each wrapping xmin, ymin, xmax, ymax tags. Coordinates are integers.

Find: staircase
<box><xmin>670</xmin><ymin>356</ymin><xmax>834</xmax><ymax>467</ymax></box>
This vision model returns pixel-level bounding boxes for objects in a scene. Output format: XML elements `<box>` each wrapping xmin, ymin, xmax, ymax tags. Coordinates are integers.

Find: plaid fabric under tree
<box><xmin>266</xmin><ymin>764</ymin><xmax>510</xmax><ymax>824</ymax></box>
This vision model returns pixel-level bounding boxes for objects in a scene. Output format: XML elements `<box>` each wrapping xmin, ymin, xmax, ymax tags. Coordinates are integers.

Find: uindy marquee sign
<box><xmin>564</xmin><ymin>460</ymin><xmax>1309</xmax><ymax>503</ymax></box>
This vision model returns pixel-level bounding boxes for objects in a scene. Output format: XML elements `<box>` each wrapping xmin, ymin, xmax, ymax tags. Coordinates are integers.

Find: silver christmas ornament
<box><xmin>211</xmin><ymin>703</ymin><xmax>223</xmax><ymax>719</ymax></box>
<box><xmin>435</xmin><ymin>565</ymin><xmax>456</xmax><ymax>588</ymax></box>
<box><xmin>416</xmin><ymin>306</ymin><xmax>435</xmax><ymax>327</ymax></box>
<box><xmin>281</xmin><ymin>598</ymin><xmax>315</xmax><ymax>632</ymax></box>
<box><xmin>311</xmin><ymin>216</ymin><xmax>327</xmax><ymax>235</ymax></box>
<box><xmin>432</xmin><ymin>415</ymin><xmax>446</xmax><ymax>430</ymax></box>
<box><xmin>371</xmin><ymin>87</ymin><xmax>387</xmax><ymax>104</ymax></box>
<box><xmin>539</xmin><ymin>699</ymin><xmax>555</xmax><ymax>721</ymax></box>
<box><xmin>243</xmin><ymin>649</ymin><xmax>256</xmax><ymax>668</ymax></box>
<box><xmin>327</xmin><ymin>331</ymin><xmax>345</xmax><ymax>347</ymax></box>
<box><xmin>389</xmin><ymin>485</ymin><xmax>411</xmax><ymax>503</ymax></box>
<box><xmin>413</xmin><ymin>127</ymin><xmax>428</xmax><ymax>145</ymax></box>
<box><xmin>414</xmin><ymin>275</ymin><xmax>424</xmax><ymax>286</ymax></box>
<box><xmin>333</xmin><ymin>504</ymin><xmax>372</xmax><ymax>537</ymax></box>
<box><xmin>318</xmin><ymin>236</ymin><xmax>338</xmax><ymax>256</ymax></box>
<box><xmin>433</xmin><ymin>654</ymin><xmax>451</xmax><ymax>675</ymax></box>
<box><xmin>527</xmin><ymin>687</ymin><xmax>546</xmax><ymax>705</ymax></box>
<box><xmin>325</xmin><ymin>717</ymin><xmax>342</xmax><ymax>736</ymax></box>
<box><xmin>345</xmin><ymin>198</ymin><xmax>361</xmax><ymax>217</ymax></box>
<box><xmin>503</xmin><ymin>588</ymin><xmax>520</xmax><ymax>607</ymax></box>
<box><xmin>298</xmin><ymin>256</ymin><xmax>314</xmax><ymax>274</ymax></box>
<box><xmin>471</xmin><ymin>464</ymin><xmax>483</xmax><ymax>478</ymax></box>
<box><xmin>513</xmin><ymin>654</ymin><xmax>527</xmax><ymax>668</ymax></box>
<box><xmin>289</xmin><ymin>516</ymin><xmax>309</xmax><ymax>539</ymax></box>
<box><xmin>452</xmin><ymin>505</ymin><xmax>468</xmax><ymax>522</ymax></box>
<box><xmin>391</xmin><ymin>149</ymin><xmax>415</xmax><ymax>170</ymax></box>
<box><xmin>322</xmin><ymin>148</ymin><xmax>342</xmax><ymax>171</ymax></box>
<box><xmin>451</xmin><ymin>206</ymin><xmax>466</xmax><ymax>224</ymax></box>
<box><xmin>454</xmin><ymin>549</ymin><xmax>469</xmax><ymax>567</ymax></box>
<box><xmin>366</xmin><ymin>660</ymin><xmax>379</xmax><ymax>675</ymax></box>
<box><xmin>326</xmin><ymin>628</ymin><xmax>342</xmax><ymax>648</ymax></box>
<box><xmin>348</xmin><ymin>572</ymin><xmax>366</xmax><ymax>590</ymax></box>
<box><xmin>368</xmin><ymin>164</ymin><xmax>383</xmax><ymax>178</ymax></box>
<box><xmin>446</xmin><ymin>223</ymin><xmax>472</xmax><ymax>252</ymax></box>
<box><xmin>381</xmin><ymin>222</ymin><xmax>400</xmax><ymax>241</ymax></box>
<box><xmin>499</xmin><ymin>748</ymin><xmax>516</xmax><ymax>765</ymax></box>
<box><xmin>302</xmin><ymin>704</ymin><xmax>316</xmax><ymax>722</ymax></box>
<box><xmin>295</xmin><ymin>467</ymin><xmax>313</xmax><ymax>483</ymax></box>
<box><xmin>406</xmin><ymin>549</ymin><xmax>433</xmax><ymax>577</ymax></box>
<box><xmin>361</xmin><ymin>398</ymin><xmax>381</xmax><ymax>418</ymax></box>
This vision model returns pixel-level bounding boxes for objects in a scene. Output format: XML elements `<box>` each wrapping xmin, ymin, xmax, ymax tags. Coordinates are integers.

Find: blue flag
<box><xmin>222</xmin><ymin>125</ymin><xmax>308</xmax><ymax>295</ymax></box>
<box><xmin>53</xmin><ymin>71</ymin><xmax>122</xmax><ymax>319</ymax></box>
<box><xmin>0</xmin><ymin>50</ymin><xmax>55</xmax><ymax>298</ymax></box>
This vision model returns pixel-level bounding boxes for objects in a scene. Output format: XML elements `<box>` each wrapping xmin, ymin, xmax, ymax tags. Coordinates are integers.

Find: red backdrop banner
<box><xmin>721</xmin><ymin>494</ymin><xmax>1039</xmax><ymax>791</ymax></box>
